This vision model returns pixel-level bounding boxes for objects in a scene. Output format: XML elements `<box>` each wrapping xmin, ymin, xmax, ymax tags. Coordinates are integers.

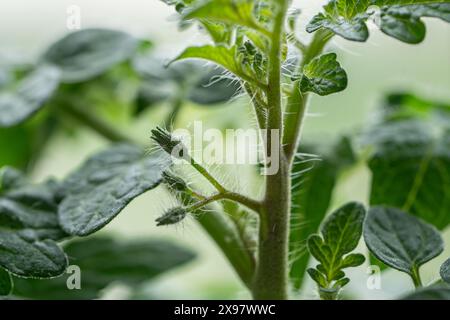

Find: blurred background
<box><xmin>1</xmin><ymin>0</ymin><xmax>449</xmax><ymax>299</ymax></box>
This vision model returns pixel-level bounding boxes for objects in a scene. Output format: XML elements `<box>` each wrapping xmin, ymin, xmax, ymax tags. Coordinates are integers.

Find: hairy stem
<box><xmin>244</xmin><ymin>83</ymin><xmax>267</xmax><ymax>131</ymax></box>
<box><xmin>187</xmin><ymin>191</ymin><xmax>261</xmax><ymax>214</ymax></box>
<box><xmin>283</xmin><ymin>29</ymin><xmax>333</xmax><ymax>160</ymax></box>
<box><xmin>188</xmin><ymin>155</ymin><xmax>227</xmax><ymax>193</ymax></box>
<box><xmin>252</xmin><ymin>0</ymin><xmax>290</xmax><ymax>300</ymax></box>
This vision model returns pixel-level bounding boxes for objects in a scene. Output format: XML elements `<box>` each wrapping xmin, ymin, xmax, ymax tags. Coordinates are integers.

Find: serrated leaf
<box><xmin>0</xmin><ymin>66</ymin><xmax>60</xmax><ymax>128</ymax></box>
<box><xmin>184</xmin><ymin>0</ymin><xmax>270</xmax><ymax>36</ymax></box>
<box><xmin>58</xmin><ymin>145</ymin><xmax>171</xmax><ymax>236</ymax></box>
<box><xmin>306</xmin><ymin>11</ymin><xmax>369</xmax><ymax>42</ymax></box>
<box><xmin>43</xmin><ymin>29</ymin><xmax>139</xmax><ymax>83</ymax></box>
<box><xmin>0</xmin><ymin>267</ymin><xmax>12</xmax><ymax>296</ymax></box>
<box><xmin>306</xmin><ymin>0</ymin><xmax>371</xmax><ymax>42</ymax></box>
<box><xmin>306</xmin><ymin>202</ymin><xmax>366</xmax><ymax>298</ymax></box>
<box><xmin>170</xmin><ymin>45</ymin><xmax>262</xmax><ymax>86</ymax></box>
<box><xmin>364</xmin><ymin>206</ymin><xmax>443</xmax><ymax>279</ymax></box>
<box><xmin>13</xmin><ymin>236</ymin><xmax>195</xmax><ymax>299</ymax></box>
<box><xmin>299</xmin><ymin>53</ymin><xmax>347</xmax><ymax>96</ymax></box>
<box><xmin>289</xmin><ymin>137</ymin><xmax>356</xmax><ymax>289</ymax></box>
<box><xmin>441</xmin><ymin>258</ymin><xmax>450</xmax><ymax>284</ymax></box>
<box><xmin>307</xmin><ymin>0</ymin><xmax>450</xmax><ymax>43</ymax></box>
<box><xmin>0</xmin><ymin>169</ymin><xmax>68</xmax><ymax>278</ymax></box>
<box><xmin>401</xmin><ymin>284</ymin><xmax>450</xmax><ymax>300</ymax></box>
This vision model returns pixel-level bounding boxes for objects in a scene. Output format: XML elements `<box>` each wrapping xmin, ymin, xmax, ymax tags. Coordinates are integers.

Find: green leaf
<box><xmin>133</xmin><ymin>57</ymin><xmax>240</xmax><ymax>115</ymax></box>
<box><xmin>184</xmin><ymin>0</ymin><xmax>270</xmax><ymax>37</ymax></box>
<box><xmin>340</xmin><ymin>253</ymin><xmax>366</xmax><ymax>268</ymax></box>
<box><xmin>0</xmin><ymin>267</ymin><xmax>12</xmax><ymax>296</ymax></box>
<box><xmin>13</xmin><ymin>236</ymin><xmax>195</xmax><ymax>300</ymax></box>
<box><xmin>321</xmin><ymin>203</ymin><xmax>365</xmax><ymax>257</ymax></box>
<box><xmin>306</xmin><ymin>3</ymin><xmax>370</xmax><ymax>42</ymax></box>
<box><xmin>188</xmin><ymin>68</ymin><xmax>241</xmax><ymax>105</ymax></box>
<box><xmin>378</xmin><ymin>3</ymin><xmax>450</xmax><ymax>43</ymax></box>
<box><xmin>441</xmin><ymin>258</ymin><xmax>450</xmax><ymax>284</ymax></box>
<box><xmin>201</xmin><ymin>21</ymin><xmax>233</xmax><ymax>44</ymax></box>
<box><xmin>289</xmin><ymin>137</ymin><xmax>356</xmax><ymax>289</ymax></box>
<box><xmin>170</xmin><ymin>45</ymin><xmax>262</xmax><ymax>87</ymax></box>
<box><xmin>0</xmin><ymin>66</ymin><xmax>60</xmax><ymax>127</ymax></box>
<box><xmin>307</xmin><ymin>0</ymin><xmax>450</xmax><ymax>43</ymax></box>
<box><xmin>0</xmin><ymin>170</ymin><xmax>68</xmax><ymax>278</ymax></box>
<box><xmin>299</xmin><ymin>53</ymin><xmax>347</xmax><ymax>96</ymax></box>
<box><xmin>401</xmin><ymin>284</ymin><xmax>450</xmax><ymax>300</ymax></box>
<box><xmin>367</xmin><ymin>120</ymin><xmax>450</xmax><ymax>230</ymax></box>
<box><xmin>58</xmin><ymin>145</ymin><xmax>171</xmax><ymax>236</ymax></box>
<box><xmin>379</xmin><ymin>92</ymin><xmax>450</xmax><ymax>121</ymax></box>
<box><xmin>307</xmin><ymin>268</ymin><xmax>327</xmax><ymax>288</ymax></box>
<box><xmin>306</xmin><ymin>202</ymin><xmax>366</xmax><ymax>298</ymax></box>
<box><xmin>43</xmin><ymin>29</ymin><xmax>139</xmax><ymax>83</ymax></box>
<box><xmin>364</xmin><ymin>206</ymin><xmax>443</xmax><ymax>280</ymax></box>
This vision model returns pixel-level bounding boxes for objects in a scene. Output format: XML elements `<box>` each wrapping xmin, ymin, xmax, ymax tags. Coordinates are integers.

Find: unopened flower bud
<box><xmin>151</xmin><ymin>127</ymin><xmax>187</xmax><ymax>159</ymax></box>
<box><xmin>162</xmin><ymin>171</ymin><xmax>188</xmax><ymax>192</ymax></box>
<box><xmin>155</xmin><ymin>207</ymin><xmax>187</xmax><ymax>226</ymax></box>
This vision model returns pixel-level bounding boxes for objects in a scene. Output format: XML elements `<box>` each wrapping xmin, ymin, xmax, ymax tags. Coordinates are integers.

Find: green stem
<box><xmin>187</xmin><ymin>191</ymin><xmax>261</xmax><ymax>214</ymax></box>
<box><xmin>319</xmin><ymin>287</ymin><xmax>339</xmax><ymax>300</ymax></box>
<box><xmin>283</xmin><ymin>29</ymin><xmax>333</xmax><ymax>160</ymax></box>
<box><xmin>188</xmin><ymin>155</ymin><xmax>227</xmax><ymax>193</ymax></box>
<box><xmin>195</xmin><ymin>207</ymin><xmax>256</xmax><ymax>288</ymax></box>
<box><xmin>187</xmin><ymin>193</ymin><xmax>229</xmax><ymax>211</ymax></box>
<box><xmin>411</xmin><ymin>266</ymin><xmax>423</xmax><ymax>288</ymax></box>
<box><xmin>244</xmin><ymin>83</ymin><xmax>267</xmax><ymax>131</ymax></box>
<box><xmin>59</xmin><ymin>100</ymin><xmax>134</xmax><ymax>144</ymax></box>
<box><xmin>252</xmin><ymin>0</ymin><xmax>290</xmax><ymax>300</ymax></box>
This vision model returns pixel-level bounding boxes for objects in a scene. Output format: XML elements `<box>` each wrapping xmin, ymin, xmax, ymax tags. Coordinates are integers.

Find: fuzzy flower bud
<box><xmin>162</xmin><ymin>171</ymin><xmax>188</xmax><ymax>193</ymax></box>
<box><xmin>151</xmin><ymin>127</ymin><xmax>186</xmax><ymax>159</ymax></box>
<box><xmin>155</xmin><ymin>207</ymin><xmax>187</xmax><ymax>226</ymax></box>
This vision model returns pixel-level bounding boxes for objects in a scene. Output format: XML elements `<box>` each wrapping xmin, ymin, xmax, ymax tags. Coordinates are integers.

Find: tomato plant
<box><xmin>0</xmin><ymin>0</ymin><xmax>449</xmax><ymax>300</ymax></box>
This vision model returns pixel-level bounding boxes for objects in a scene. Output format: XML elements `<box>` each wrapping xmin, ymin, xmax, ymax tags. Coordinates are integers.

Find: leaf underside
<box><xmin>43</xmin><ymin>28</ymin><xmax>139</xmax><ymax>83</ymax></box>
<box><xmin>0</xmin><ymin>168</ymin><xmax>67</xmax><ymax>278</ymax></box>
<box><xmin>13</xmin><ymin>237</ymin><xmax>195</xmax><ymax>300</ymax></box>
<box><xmin>441</xmin><ymin>258</ymin><xmax>450</xmax><ymax>284</ymax></box>
<box><xmin>0</xmin><ymin>66</ymin><xmax>60</xmax><ymax>128</ymax></box>
<box><xmin>58</xmin><ymin>144</ymin><xmax>171</xmax><ymax>236</ymax></box>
